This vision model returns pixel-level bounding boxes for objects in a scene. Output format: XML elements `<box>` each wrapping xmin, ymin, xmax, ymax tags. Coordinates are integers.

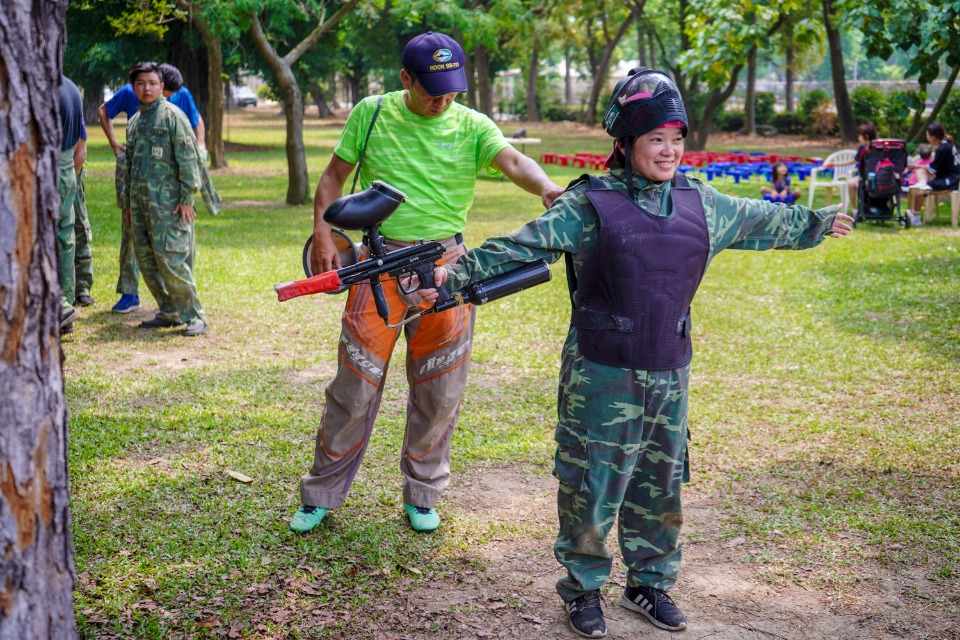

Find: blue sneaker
<box><xmin>111</xmin><ymin>294</ymin><xmax>140</xmax><ymax>314</ymax></box>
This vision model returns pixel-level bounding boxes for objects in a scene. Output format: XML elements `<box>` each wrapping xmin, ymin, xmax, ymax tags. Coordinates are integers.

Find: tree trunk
<box><xmin>908</xmin><ymin>62</ymin><xmax>960</xmax><ymax>142</ymax></box>
<box><xmin>187</xmin><ymin>13</ymin><xmax>227</xmax><ymax>169</ymax></box>
<box><xmin>744</xmin><ymin>46</ymin><xmax>757</xmax><ymax>135</ymax></box>
<box><xmin>582</xmin><ymin>14</ymin><xmax>634</xmax><ymax>126</ymax></box>
<box><xmin>464</xmin><ymin>53</ymin><xmax>477</xmax><ymax>110</ymax></box>
<box><xmin>79</xmin><ymin>80</ymin><xmax>102</xmax><ymax>124</ymax></box>
<box><xmin>689</xmin><ymin>66</ymin><xmax>744</xmax><ymax>150</ymax></box>
<box><xmin>564</xmin><ymin>46</ymin><xmax>573</xmax><ymax>105</ymax></box>
<box><xmin>309</xmin><ymin>85</ymin><xmax>335</xmax><ymax>118</ymax></box>
<box><xmin>636</xmin><ymin>23</ymin><xmax>646</xmax><ymax>68</ymax></box>
<box><xmin>474</xmin><ymin>46</ymin><xmax>493</xmax><ymax>117</ymax></box>
<box><xmin>247</xmin><ymin>0</ymin><xmax>359</xmax><ymax>204</ymax></box>
<box><xmin>785</xmin><ymin>44</ymin><xmax>795</xmax><ymax>113</ymax></box>
<box><xmin>822</xmin><ymin>0</ymin><xmax>856</xmax><ymax>142</ymax></box>
<box><xmin>168</xmin><ymin>21</ymin><xmax>209</xmax><ymax>123</ymax></box>
<box><xmin>249</xmin><ymin>15</ymin><xmax>308</xmax><ymax>204</ymax></box>
<box><xmin>526</xmin><ymin>38</ymin><xmax>541</xmax><ymax>122</ymax></box>
<box><xmin>0</xmin><ymin>1</ymin><xmax>78</xmax><ymax>637</ymax></box>
<box><xmin>648</xmin><ymin>29</ymin><xmax>657</xmax><ymax>69</ymax></box>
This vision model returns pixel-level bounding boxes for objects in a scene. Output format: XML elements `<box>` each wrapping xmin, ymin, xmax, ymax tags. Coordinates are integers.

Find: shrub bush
<box><xmin>719</xmin><ymin>110</ymin><xmax>745</xmax><ymax>132</ymax></box>
<box><xmin>883</xmin><ymin>90</ymin><xmax>924</xmax><ymax>138</ymax></box>
<box><xmin>938</xmin><ymin>91</ymin><xmax>960</xmax><ymax>139</ymax></box>
<box><xmin>810</xmin><ymin>103</ymin><xmax>839</xmax><ymax>137</ymax></box>
<box><xmin>851</xmin><ymin>86</ymin><xmax>886</xmax><ymax>129</ymax></box>
<box><xmin>755</xmin><ymin>92</ymin><xmax>776</xmax><ymax>124</ymax></box>
<box><xmin>799</xmin><ymin>89</ymin><xmax>831</xmax><ymax>118</ymax></box>
<box><xmin>542</xmin><ymin>105</ymin><xmax>580</xmax><ymax>122</ymax></box>
<box><xmin>772</xmin><ymin>113</ymin><xmax>805</xmax><ymax>135</ymax></box>
<box><xmin>799</xmin><ymin>88</ymin><xmax>832</xmax><ymax>135</ymax></box>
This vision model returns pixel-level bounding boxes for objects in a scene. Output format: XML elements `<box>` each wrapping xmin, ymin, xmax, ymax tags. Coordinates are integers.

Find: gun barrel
<box><xmin>433</xmin><ymin>260</ymin><xmax>552</xmax><ymax>313</ymax></box>
<box><xmin>275</xmin><ymin>271</ymin><xmax>343</xmax><ymax>301</ymax></box>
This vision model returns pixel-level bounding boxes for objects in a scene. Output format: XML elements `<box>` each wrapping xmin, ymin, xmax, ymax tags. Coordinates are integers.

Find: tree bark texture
<box><xmin>474</xmin><ymin>46</ymin><xmax>493</xmax><ymax>117</ymax></box>
<box><xmin>0</xmin><ymin>1</ymin><xmax>78</xmax><ymax>639</ymax></box>
<box><xmin>822</xmin><ymin>0</ymin><xmax>857</xmax><ymax>142</ymax></box>
<box><xmin>526</xmin><ymin>38</ymin><xmax>541</xmax><ymax>122</ymax></box>
<box><xmin>744</xmin><ymin>46</ymin><xmax>757</xmax><ymax>135</ymax></box>
<box><xmin>185</xmin><ymin>11</ymin><xmax>227</xmax><ymax>169</ymax></box>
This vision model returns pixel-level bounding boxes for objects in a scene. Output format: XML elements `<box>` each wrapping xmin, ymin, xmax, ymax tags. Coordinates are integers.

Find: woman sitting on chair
<box><xmin>908</xmin><ymin>122</ymin><xmax>960</xmax><ymax>218</ymax></box>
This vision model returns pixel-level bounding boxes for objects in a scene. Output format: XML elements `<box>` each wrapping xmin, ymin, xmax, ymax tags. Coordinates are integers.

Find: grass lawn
<box><xmin>67</xmin><ymin>109</ymin><xmax>959</xmax><ymax>639</ymax></box>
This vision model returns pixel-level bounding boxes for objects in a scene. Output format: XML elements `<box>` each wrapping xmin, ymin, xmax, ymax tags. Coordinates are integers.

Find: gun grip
<box><xmin>371</xmin><ymin>281</ymin><xmax>391</xmax><ymax>321</ymax></box>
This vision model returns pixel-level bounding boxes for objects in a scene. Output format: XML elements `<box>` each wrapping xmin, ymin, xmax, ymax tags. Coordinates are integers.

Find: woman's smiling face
<box><xmin>628</xmin><ymin>126</ymin><xmax>685</xmax><ymax>182</ymax></box>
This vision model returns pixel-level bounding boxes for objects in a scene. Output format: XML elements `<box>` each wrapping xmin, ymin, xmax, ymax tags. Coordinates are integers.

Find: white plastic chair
<box><xmin>807</xmin><ymin>149</ymin><xmax>858</xmax><ymax>209</ymax></box>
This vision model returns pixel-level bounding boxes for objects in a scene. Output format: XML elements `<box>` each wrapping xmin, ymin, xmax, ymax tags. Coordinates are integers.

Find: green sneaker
<box><xmin>290</xmin><ymin>505</ymin><xmax>328</xmax><ymax>533</ymax></box>
<box><xmin>403</xmin><ymin>503</ymin><xmax>440</xmax><ymax>532</ymax></box>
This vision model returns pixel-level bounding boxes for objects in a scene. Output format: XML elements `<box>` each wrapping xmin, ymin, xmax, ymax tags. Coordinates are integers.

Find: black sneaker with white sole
<box><xmin>619</xmin><ymin>585</ymin><xmax>687</xmax><ymax>631</ymax></box>
<box><xmin>565</xmin><ymin>590</ymin><xmax>606</xmax><ymax>638</ymax></box>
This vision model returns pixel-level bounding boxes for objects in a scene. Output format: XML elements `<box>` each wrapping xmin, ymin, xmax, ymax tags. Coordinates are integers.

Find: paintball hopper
<box><xmin>323</xmin><ymin>180</ymin><xmax>407</xmax><ymax>230</ymax></box>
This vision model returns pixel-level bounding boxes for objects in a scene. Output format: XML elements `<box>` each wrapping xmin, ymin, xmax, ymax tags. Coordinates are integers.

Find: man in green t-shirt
<box><xmin>291</xmin><ymin>31</ymin><xmax>563</xmax><ymax>534</ymax></box>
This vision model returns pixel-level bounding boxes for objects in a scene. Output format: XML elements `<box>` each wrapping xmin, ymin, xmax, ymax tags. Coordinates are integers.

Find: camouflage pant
<box><xmin>116</xmin><ymin>211</ymin><xmax>140</xmax><ymax>296</ymax></box>
<box><xmin>73</xmin><ymin>169</ymin><xmax>93</xmax><ymax>297</ymax></box>
<box><xmin>554</xmin><ymin>338</ymin><xmax>690</xmax><ymax>602</ymax></box>
<box><xmin>56</xmin><ymin>149</ymin><xmax>78</xmax><ymax>313</ymax></box>
<box><xmin>129</xmin><ymin>193</ymin><xmax>205</xmax><ymax>324</ymax></box>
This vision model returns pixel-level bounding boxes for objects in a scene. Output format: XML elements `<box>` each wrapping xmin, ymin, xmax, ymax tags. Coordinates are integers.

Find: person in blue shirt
<box><xmin>97</xmin><ymin>62</ymin><xmax>207</xmax><ymax>314</ymax></box>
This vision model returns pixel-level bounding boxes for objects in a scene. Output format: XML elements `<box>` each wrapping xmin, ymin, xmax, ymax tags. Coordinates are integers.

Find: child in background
<box><xmin>907</xmin><ymin>143</ymin><xmax>933</xmax><ymax>186</ymax></box>
<box><xmin>760</xmin><ymin>161</ymin><xmax>802</xmax><ymax>202</ymax></box>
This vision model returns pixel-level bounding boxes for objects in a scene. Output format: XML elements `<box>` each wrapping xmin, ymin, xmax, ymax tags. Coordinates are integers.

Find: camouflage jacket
<box><xmin>122</xmin><ymin>97</ymin><xmax>201</xmax><ymax>209</ymax></box>
<box><xmin>446</xmin><ymin>169</ymin><xmax>839</xmax><ymax>304</ymax></box>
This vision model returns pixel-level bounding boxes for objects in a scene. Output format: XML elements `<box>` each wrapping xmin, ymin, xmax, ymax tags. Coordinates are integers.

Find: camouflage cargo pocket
<box><xmin>553</xmin><ymin>441</ymin><xmax>590</xmax><ymax>494</ymax></box>
<box><xmin>164</xmin><ymin>223</ymin><xmax>192</xmax><ymax>255</ymax></box>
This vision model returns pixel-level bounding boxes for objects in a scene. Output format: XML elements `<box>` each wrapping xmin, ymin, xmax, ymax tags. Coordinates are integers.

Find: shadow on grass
<box><xmin>805</xmin><ymin>235</ymin><xmax>960</xmax><ymax>363</ymax></box>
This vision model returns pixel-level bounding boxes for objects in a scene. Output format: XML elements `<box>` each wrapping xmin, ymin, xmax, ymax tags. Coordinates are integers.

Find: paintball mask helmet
<box><xmin>602</xmin><ymin>69</ymin><xmax>687</xmax><ymax>139</ymax></box>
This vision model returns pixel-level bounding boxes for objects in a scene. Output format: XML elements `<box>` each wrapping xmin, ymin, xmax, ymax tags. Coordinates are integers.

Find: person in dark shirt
<box><xmin>908</xmin><ymin>121</ymin><xmax>960</xmax><ymax>207</ymax></box>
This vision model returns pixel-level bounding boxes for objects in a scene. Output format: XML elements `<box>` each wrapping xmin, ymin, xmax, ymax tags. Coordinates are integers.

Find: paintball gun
<box><xmin>274</xmin><ymin>180</ymin><xmax>553</xmax><ymax>327</ymax></box>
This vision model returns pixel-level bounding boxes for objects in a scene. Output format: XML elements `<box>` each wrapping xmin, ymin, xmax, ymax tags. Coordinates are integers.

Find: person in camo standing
<box><xmin>72</xmin><ymin>154</ymin><xmax>95</xmax><ymax>309</ymax></box>
<box><xmin>121</xmin><ymin>61</ymin><xmax>209</xmax><ymax>337</ymax></box>
<box><xmin>289</xmin><ymin>31</ymin><xmax>563</xmax><ymax>535</ymax></box>
<box><xmin>99</xmin><ymin>62</ymin><xmax>208</xmax><ymax>314</ymax></box>
<box><xmin>417</xmin><ymin>69</ymin><xmax>853</xmax><ymax>637</ymax></box>
<box><xmin>56</xmin><ymin>75</ymin><xmax>87</xmax><ymax>333</ymax></box>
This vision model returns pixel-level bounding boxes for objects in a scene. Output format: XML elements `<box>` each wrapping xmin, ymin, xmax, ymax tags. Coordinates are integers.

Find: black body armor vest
<box><xmin>571</xmin><ymin>173</ymin><xmax>709</xmax><ymax>370</ymax></box>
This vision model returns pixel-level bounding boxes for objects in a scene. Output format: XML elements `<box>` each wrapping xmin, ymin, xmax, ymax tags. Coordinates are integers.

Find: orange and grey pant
<box><xmin>300</xmin><ymin>236</ymin><xmax>475</xmax><ymax>510</ymax></box>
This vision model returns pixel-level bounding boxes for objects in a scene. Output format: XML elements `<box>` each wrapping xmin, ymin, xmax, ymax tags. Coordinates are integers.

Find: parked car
<box><xmin>232</xmin><ymin>86</ymin><xmax>258</xmax><ymax>108</ymax></box>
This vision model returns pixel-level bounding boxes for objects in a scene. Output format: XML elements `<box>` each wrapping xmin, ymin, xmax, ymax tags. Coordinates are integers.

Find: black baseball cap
<box><xmin>401</xmin><ymin>31</ymin><xmax>467</xmax><ymax>97</ymax></box>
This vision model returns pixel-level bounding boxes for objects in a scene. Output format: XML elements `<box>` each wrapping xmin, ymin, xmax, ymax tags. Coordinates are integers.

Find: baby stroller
<box><xmin>856</xmin><ymin>138</ymin><xmax>909</xmax><ymax>227</ymax></box>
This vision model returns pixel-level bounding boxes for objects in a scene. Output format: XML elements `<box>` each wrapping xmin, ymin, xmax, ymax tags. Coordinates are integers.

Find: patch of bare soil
<box><xmin>337</xmin><ymin>464</ymin><xmax>954</xmax><ymax>640</ymax></box>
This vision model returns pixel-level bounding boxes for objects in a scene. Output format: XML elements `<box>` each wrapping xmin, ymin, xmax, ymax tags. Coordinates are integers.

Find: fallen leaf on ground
<box><xmin>226</xmin><ymin>470</ymin><xmax>254</xmax><ymax>483</ymax></box>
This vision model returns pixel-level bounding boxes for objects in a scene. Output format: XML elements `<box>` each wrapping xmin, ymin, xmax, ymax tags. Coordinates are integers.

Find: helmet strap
<box><xmin>622</xmin><ymin>137</ymin><xmax>635</xmax><ymax>202</ymax></box>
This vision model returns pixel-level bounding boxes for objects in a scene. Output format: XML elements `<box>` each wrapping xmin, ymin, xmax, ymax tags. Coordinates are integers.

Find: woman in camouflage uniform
<box><xmin>420</xmin><ymin>69</ymin><xmax>853</xmax><ymax>638</ymax></box>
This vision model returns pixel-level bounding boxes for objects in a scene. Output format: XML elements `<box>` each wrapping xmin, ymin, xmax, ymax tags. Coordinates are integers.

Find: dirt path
<box><xmin>339</xmin><ymin>465</ymin><xmax>936</xmax><ymax>640</ymax></box>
